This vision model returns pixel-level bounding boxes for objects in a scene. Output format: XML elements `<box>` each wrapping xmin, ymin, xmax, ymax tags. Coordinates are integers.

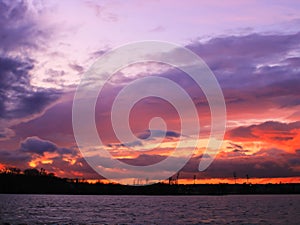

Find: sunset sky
<box><xmin>1</xmin><ymin>0</ymin><xmax>300</xmax><ymax>184</ymax></box>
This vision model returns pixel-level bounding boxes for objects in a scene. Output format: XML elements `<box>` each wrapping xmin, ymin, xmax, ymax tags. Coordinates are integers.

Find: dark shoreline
<box><xmin>1</xmin><ymin>173</ymin><xmax>300</xmax><ymax>195</ymax></box>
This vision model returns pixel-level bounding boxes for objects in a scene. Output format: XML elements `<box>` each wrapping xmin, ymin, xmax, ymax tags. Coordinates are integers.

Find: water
<box><xmin>0</xmin><ymin>194</ymin><xmax>299</xmax><ymax>224</ymax></box>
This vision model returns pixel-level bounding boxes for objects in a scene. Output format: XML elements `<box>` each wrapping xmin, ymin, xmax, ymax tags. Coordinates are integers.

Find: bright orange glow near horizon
<box><xmin>85</xmin><ymin>177</ymin><xmax>300</xmax><ymax>185</ymax></box>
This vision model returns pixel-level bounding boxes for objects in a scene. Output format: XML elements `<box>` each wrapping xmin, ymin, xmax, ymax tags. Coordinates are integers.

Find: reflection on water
<box><xmin>0</xmin><ymin>194</ymin><xmax>299</xmax><ymax>224</ymax></box>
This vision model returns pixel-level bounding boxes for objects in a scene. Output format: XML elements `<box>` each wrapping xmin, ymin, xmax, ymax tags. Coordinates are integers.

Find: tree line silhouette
<box><xmin>2</xmin><ymin>167</ymin><xmax>54</xmax><ymax>177</ymax></box>
<box><xmin>1</xmin><ymin>167</ymin><xmax>300</xmax><ymax>195</ymax></box>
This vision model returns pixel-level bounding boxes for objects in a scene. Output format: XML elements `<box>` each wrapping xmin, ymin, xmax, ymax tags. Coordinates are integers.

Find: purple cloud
<box><xmin>138</xmin><ymin>130</ymin><xmax>180</xmax><ymax>140</ymax></box>
<box><xmin>0</xmin><ymin>57</ymin><xmax>61</xmax><ymax>120</ymax></box>
<box><xmin>0</xmin><ymin>0</ymin><xmax>49</xmax><ymax>52</ymax></box>
<box><xmin>19</xmin><ymin>136</ymin><xmax>78</xmax><ymax>156</ymax></box>
<box><xmin>20</xmin><ymin>136</ymin><xmax>57</xmax><ymax>155</ymax></box>
<box><xmin>0</xmin><ymin>1</ymin><xmax>61</xmax><ymax>135</ymax></box>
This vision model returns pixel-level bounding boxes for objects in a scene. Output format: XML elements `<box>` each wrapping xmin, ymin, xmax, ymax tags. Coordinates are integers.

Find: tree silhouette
<box><xmin>4</xmin><ymin>167</ymin><xmax>21</xmax><ymax>175</ymax></box>
<box><xmin>24</xmin><ymin>168</ymin><xmax>40</xmax><ymax>176</ymax></box>
<box><xmin>40</xmin><ymin>168</ymin><xmax>46</xmax><ymax>176</ymax></box>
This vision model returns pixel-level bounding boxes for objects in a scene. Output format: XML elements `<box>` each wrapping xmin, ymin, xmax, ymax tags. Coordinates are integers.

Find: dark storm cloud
<box><xmin>0</xmin><ymin>57</ymin><xmax>61</xmax><ymax>120</ymax></box>
<box><xmin>0</xmin><ymin>0</ymin><xmax>47</xmax><ymax>52</ymax></box>
<box><xmin>188</xmin><ymin>32</ymin><xmax>300</xmax><ymax>71</ymax></box>
<box><xmin>20</xmin><ymin>136</ymin><xmax>57</xmax><ymax>155</ymax></box>
<box><xmin>184</xmin><ymin>32</ymin><xmax>300</xmax><ymax>109</ymax></box>
<box><xmin>0</xmin><ymin>0</ymin><xmax>61</xmax><ymax>124</ymax></box>
<box><xmin>19</xmin><ymin>136</ymin><xmax>77</xmax><ymax>156</ymax></box>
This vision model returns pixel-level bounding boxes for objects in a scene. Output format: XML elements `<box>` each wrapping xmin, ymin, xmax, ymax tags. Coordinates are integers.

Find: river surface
<box><xmin>0</xmin><ymin>194</ymin><xmax>299</xmax><ymax>224</ymax></box>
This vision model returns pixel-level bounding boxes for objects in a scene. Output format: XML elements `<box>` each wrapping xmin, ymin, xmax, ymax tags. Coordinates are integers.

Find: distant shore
<box><xmin>1</xmin><ymin>173</ymin><xmax>300</xmax><ymax>195</ymax></box>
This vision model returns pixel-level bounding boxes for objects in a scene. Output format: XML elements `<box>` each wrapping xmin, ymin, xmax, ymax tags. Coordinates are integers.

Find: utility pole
<box><xmin>233</xmin><ymin>172</ymin><xmax>237</xmax><ymax>184</ymax></box>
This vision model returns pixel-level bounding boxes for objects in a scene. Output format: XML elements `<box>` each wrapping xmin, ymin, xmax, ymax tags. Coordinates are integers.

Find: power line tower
<box><xmin>233</xmin><ymin>172</ymin><xmax>237</xmax><ymax>184</ymax></box>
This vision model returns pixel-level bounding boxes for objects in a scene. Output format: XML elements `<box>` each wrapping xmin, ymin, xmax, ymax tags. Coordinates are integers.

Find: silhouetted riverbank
<box><xmin>1</xmin><ymin>173</ymin><xmax>300</xmax><ymax>195</ymax></box>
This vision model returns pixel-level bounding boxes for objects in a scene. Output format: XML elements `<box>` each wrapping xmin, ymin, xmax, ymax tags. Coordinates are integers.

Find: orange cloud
<box><xmin>226</xmin><ymin>121</ymin><xmax>300</xmax><ymax>153</ymax></box>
